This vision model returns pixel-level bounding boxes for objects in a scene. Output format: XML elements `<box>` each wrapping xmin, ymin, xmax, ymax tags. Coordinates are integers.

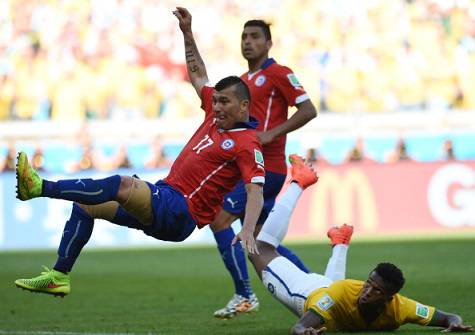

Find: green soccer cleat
<box><xmin>16</xmin><ymin>151</ymin><xmax>43</xmax><ymax>200</ymax></box>
<box><xmin>15</xmin><ymin>267</ymin><xmax>71</xmax><ymax>297</ymax></box>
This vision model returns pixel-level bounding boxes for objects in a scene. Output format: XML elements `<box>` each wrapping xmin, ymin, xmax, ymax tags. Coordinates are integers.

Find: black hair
<box><xmin>215</xmin><ymin>76</ymin><xmax>251</xmax><ymax>103</ymax></box>
<box><xmin>373</xmin><ymin>262</ymin><xmax>405</xmax><ymax>295</ymax></box>
<box><xmin>244</xmin><ymin>20</ymin><xmax>272</xmax><ymax>41</ymax></box>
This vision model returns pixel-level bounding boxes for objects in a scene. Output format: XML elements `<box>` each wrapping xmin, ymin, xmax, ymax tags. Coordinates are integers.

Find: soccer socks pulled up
<box><xmin>324</xmin><ymin>244</ymin><xmax>349</xmax><ymax>281</ymax></box>
<box><xmin>214</xmin><ymin>227</ymin><xmax>253</xmax><ymax>299</ymax></box>
<box><xmin>54</xmin><ymin>203</ymin><xmax>94</xmax><ymax>273</ymax></box>
<box><xmin>276</xmin><ymin>245</ymin><xmax>310</xmax><ymax>273</ymax></box>
<box><xmin>42</xmin><ymin>175</ymin><xmax>121</xmax><ymax>205</ymax></box>
<box><xmin>257</xmin><ymin>182</ymin><xmax>302</xmax><ymax>247</ymax></box>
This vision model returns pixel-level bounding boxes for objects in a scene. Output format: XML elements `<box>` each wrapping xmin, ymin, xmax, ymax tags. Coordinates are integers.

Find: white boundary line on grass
<box><xmin>0</xmin><ymin>332</ymin><xmax>136</xmax><ymax>335</ymax></box>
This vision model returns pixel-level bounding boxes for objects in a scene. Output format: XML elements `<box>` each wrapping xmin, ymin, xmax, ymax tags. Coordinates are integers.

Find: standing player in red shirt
<box><xmin>13</xmin><ymin>49</ymin><xmax>265</xmax><ymax>296</ymax></box>
<box><xmin>173</xmin><ymin>7</ymin><xmax>318</xmax><ymax>319</ymax></box>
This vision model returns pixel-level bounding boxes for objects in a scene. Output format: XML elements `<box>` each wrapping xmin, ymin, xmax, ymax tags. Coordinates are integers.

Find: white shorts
<box><xmin>261</xmin><ymin>256</ymin><xmax>333</xmax><ymax>316</ymax></box>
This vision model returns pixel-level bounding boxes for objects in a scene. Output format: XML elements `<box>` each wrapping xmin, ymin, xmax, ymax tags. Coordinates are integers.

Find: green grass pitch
<box><xmin>0</xmin><ymin>238</ymin><xmax>474</xmax><ymax>335</ymax></box>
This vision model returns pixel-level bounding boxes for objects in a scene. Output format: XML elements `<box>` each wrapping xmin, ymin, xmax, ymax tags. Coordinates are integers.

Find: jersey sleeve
<box><xmin>235</xmin><ymin>134</ymin><xmax>265</xmax><ymax>185</ymax></box>
<box><xmin>200</xmin><ymin>85</ymin><xmax>214</xmax><ymax>117</ymax></box>
<box><xmin>306</xmin><ymin>285</ymin><xmax>342</xmax><ymax>325</ymax></box>
<box><xmin>397</xmin><ymin>295</ymin><xmax>436</xmax><ymax>326</ymax></box>
<box><xmin>272</xmin><ymin>66</ymin><xmax>310</xmax><ymax>106</ymax></box>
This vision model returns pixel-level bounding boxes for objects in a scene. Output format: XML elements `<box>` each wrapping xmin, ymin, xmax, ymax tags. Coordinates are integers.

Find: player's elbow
<box><xmin>298</xmin><ymin>100</ymin><xmax>318</xmax><ymax>121</ymax></box>
<box><xmin>307</xmin><ymin>102</ymin><xmax>318</xmax><ymax>120</ymax></box>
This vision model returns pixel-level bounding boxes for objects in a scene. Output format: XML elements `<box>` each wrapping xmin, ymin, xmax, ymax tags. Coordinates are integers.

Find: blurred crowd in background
<box><xmin>1</xmin><ymin>131</ymin><xmax>470</xmax><ymax>173</ymax></box>
<box><xmin>1</xmin><ymin>0</ymin><xmax>475</xmax><ymax>122</ymax></box>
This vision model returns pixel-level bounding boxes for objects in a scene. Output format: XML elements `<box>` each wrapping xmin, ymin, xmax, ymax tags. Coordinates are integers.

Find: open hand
<box><xmin>296</xmin><ymin>326</ymin><xmax>327</xmax><ymax>335</ymax></box>
<box><xmin>232</xmin><ymin>228</ymin><xmax>259</xmax><ymax>254</ymax></box>
<box><xmin>441</xmin><ymin>323</ymin><xmax>473</xmax><ymax>332</ymax></box>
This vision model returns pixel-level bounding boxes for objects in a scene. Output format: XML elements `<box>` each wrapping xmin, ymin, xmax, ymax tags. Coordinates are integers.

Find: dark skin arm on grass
<box><xmin>290</xmin><ymin>311</ymin><xmax>327</xmax><ymax>335</ymax></box>
<box><xmin>428</xmin><ymin>310</ymin><xmax>473</xmax><ymax>332</ymax></box>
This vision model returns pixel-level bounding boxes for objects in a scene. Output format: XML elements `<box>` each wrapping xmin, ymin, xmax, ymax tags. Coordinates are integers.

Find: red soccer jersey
<box><xmin>164</xmin><ymin>85</ymin><xmax>265</xmax><ymax>228</ymax></box>
<box><xmin>241</xmin><ymin>58</ymin><xmax>309</xmax><ymax>174</ymax></box>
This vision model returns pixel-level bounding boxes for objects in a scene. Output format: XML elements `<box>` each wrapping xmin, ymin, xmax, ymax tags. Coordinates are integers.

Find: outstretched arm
<box><xmin>257</xmin><ymin>99</ymin><xmax>317</xmax><ymax>145</ymax></box>
<box><xmin>428</xmin><ymin>310</ymin><xmax>473</xmax><ymax>332</ymax></box>
<box><xmin>232</xmin><ymin>183</ymin><xmax>263</xmax><ymax>254</ymax></box>
<box><xmin>291</xmin><ymin>311</ymin><xmax>326</xmax><ymax>335</ymax></box>
<box><xmin>173</xmin><ymin>7</ymin><xmax>209</xmax><ymax>96</ymax></box>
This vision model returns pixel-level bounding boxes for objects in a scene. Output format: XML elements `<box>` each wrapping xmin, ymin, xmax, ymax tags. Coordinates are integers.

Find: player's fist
<box><xmin>256</xmin><ymin>131</ymin><xmax>276</xmax><ymax>146</ymax></box>
<box><xmin>173</xmin><ymin>7</ymin><xmax>192</xmax><ymax>33</ymax></box>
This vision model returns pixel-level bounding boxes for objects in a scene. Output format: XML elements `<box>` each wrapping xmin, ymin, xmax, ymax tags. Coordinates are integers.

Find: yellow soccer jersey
<box><xmin>304</xmin><ymin>279</ymin><xmax>435</xmax><ymax>331</ymax></box>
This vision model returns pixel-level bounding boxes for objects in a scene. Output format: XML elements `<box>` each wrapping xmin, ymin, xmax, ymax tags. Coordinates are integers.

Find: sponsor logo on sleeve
<box><xmin>255</xmin><ymin>74</ymin><xmax>266</xmax><ymax>87</ymax></box>
<box><xmin>221</xmin><ymin>139</ymin><xmax>235</xmax><ymax>150</ymax></box>
<box><xmin>316</xmin><ymin>294</ymin><xmax>334</xmax><ymax>311</ymax></box>
<box><xmin>287</xmin><ymin>73</ymin><xmax>303</xmax><ymax>89</ymax></box>
<box><xmin>254</xmin><ymin>149</ymin><xmax>264</xmax><ymax>166</ymax></box>
<box><xmin>416</xmin><ymin>303</ymin><xmax>429</xmax><ymax>318</ymax></box>
<box><xmin>267</xmin><ymin>283</ymin><xmax>275</xmax><ymax>294</ymax></box>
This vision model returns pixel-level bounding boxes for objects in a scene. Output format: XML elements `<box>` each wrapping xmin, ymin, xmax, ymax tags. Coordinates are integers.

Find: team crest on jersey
<box><xmin>221</xmin><ymin>139</ymin><xmax>235</xmax><ymax>150</ymax></box>
<box><xmin>287</xmin><ymin>73</ymin><xmax>303</xmax><ymax>89</ymax></box>
<box><xmin>255</xmin><ymin>74</ymin><xmax>266</xmax><ymax>87</ymax></box>
<box><xmin>316</xmin><ymin>294</ymin><xmax>334</xmax><ymax>311</ymax></box>
<box><xmin>254</xmin><ymin>149</ymin><xmax>264</xmax><ymax>166</ymax></box>
<box><xmin>416</xmin><ymin>303</ymin><xmax>429</xmax><ymax>318</ymax></box>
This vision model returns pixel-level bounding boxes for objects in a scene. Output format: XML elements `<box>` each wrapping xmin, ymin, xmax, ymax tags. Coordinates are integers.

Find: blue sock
<box><xmin>42</xmin><ymin>175</ymin><xmax>121</xmax><ymax>205</ymax></box>
<box><xmin>214</xmin><ymin>227</ymin><xmax>253</xmax><ymax>298</ymax></box>
<box><xmin>277</xmin><ymin>245</ymin><xmax>310</xmax><ymax>273</ymax></box>
<box><xmin>54</xmin><ymin>203</ymin><xmax>94</xmax><ymax>273</ymax></box>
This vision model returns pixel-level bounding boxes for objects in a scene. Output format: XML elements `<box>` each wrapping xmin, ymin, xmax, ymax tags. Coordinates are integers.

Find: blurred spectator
<box><xmin>0</xmin><ymin>73</ymin><xmax>15</xmax><ymax>120</ymax></box>
<box><xmin>68</xmin><ymin>143</ymin><xmax>96</xmax><ymax>172</ymax></box>
<box><xmin>345</xmin><ymin>137</ymin><xmax>374</xmax><ymax>163</ymax></box>
<box><xmin>441</xmin><ymin>139</ymin><xmax>456</xmax><ymax>161</ymax></box>
<box><xmin>66</xmin><ymin>124</ymin><xmax>100</xmax><ymax>172</ymax></box>
<box><xmin>305</xmin><ymin>147</ymin><xmax>329</xmax><ymax>166</ymax></box>
<box><xmin>144</xmin><ymin>136</ymin><xmax>170</xmax><ymax>169</ymax></box>
<box><xmin>31</xmin><ymin>145</ymin><xmax>45</xmax><ymax>171</ymax></box>
<box><xmin>386</xmin><ymin>138</ymin><xmax>412</xmax><ymax>163</ymax></box>
<box><xmin>108</xmin><ymin>144</ymin><xmax>132</xmax><ymax>170</ymax></box>
<box><xmin>0</xmin><ymin>142</ymin><xmax>17</xmax><ymax>172</ymax></box>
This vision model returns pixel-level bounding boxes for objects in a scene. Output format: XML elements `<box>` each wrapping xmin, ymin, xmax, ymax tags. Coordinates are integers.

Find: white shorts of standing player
<box><xmin>261</xmin><ymin>256</ymin><xmax>333</xmax><ymax>316</ymax></box>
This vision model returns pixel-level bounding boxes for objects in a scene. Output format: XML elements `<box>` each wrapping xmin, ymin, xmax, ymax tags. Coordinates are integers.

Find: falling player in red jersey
<box><xmin>173</xmin><ymin>7</ymin><xmax>318</xmax><ymax>318</ymax></box>
<box><xmin>13</xmin><ymin>44</ymin><xmax>265</xmax><ymax>297</ymax></box>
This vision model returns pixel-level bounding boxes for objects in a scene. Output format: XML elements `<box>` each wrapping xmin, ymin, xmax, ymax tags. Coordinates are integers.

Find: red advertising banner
<box><xmin>287</xmin><ymin>161</ymin><xmax>475</xmax><ymax>239</ymax></box>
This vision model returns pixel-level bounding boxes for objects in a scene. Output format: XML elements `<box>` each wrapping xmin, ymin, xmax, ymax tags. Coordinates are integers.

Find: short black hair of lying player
<box><xmin>373</xmin><ymin>262</ymin><xmax>405</xmax><ymax>295</ymax></box>
<box><xmin>244</xmin><ymin>20</ymin><xmax>272</xmax><ymax>41</ymax></box>
<box><xmin>215</xmin><ymin>76</ymin><xmax>251</xmax><ymax>103</ymax></box>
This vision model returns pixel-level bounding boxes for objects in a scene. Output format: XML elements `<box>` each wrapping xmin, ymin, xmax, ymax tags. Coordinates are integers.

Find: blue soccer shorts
<box><xmin>141</xmin><ymin>180</ymin><xmax>196</xmax><ymax>242</ymax></box>
<box><xmin>222</xmin><ymin>170</ymin><xmax>287</xmax><ymax>225</ymax></box>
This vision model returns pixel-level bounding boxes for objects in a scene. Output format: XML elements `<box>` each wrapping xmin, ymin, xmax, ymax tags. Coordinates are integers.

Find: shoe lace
<box><xmin>226</xmin><ymin>294</ymin><xmax>246</xmax><ymax>308</ymax></box>
<box><xmin>40</xmin><ymin>265</ymin><xmax>53</xmax><ymax>276</ymax></box>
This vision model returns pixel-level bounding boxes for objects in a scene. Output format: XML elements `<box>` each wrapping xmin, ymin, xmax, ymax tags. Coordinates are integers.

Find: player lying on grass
<box><xmin>249</xmin><ymin>162</ymin><xmax>473</xmax><ymax>334</ymax></box>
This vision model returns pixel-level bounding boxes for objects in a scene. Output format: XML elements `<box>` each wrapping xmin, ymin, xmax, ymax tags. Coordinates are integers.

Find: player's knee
<box><xmin>253</xmin><ymin>223</ymin><xmax>263</xmax><ymax>237</ymax></box>
<box><xmin>116</xmin><ymin>175</ymin><xmax>134</xmax><ymax>203</ymax></box>
<box><xmin>248</xmin><ymin>243</ymin><xmax>277</xmax><ymax>279</ymax></box>
<box><xmin>210</xmin><ymin>220</ymin><xmax>229</xmax><ymax>233</ymax></box>
<box><xmin>209</xmin><ymin>211</ymin><xmax>237</xmax><ymax>233</ymax></box>
<box><xmin>256</xmin><ymin>240</ymin><xmax>275</xmax><ymax>253</ymax></box>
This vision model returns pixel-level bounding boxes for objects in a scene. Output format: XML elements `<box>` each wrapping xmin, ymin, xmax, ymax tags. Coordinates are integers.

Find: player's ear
<box><xmin>240</xmin><ymin>99</ymin><xmax>250</xmax><ymax>112</ymax></box>
<box><xmin>266</xmin><ymin>39</ymin><xmax>273</xmax><ymax>50</ymax></box>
